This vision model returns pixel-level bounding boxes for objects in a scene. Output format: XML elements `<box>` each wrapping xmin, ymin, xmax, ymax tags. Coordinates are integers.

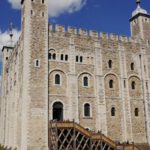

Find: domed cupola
<box><xmin>130</xmin><ymin>0</ymin><xmax>150</xmax><ymax>40</ymax></box>
<box><xmin>132</xmin><ymin>0</ymin><xmax>147</xmax><ymax>17</ymax></box>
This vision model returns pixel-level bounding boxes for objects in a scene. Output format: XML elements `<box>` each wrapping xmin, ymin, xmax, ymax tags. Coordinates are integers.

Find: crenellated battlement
<box><xmin>109</xmin><ymin>33</ymin><xmax>118</xmax><ymax>41</ymax></box>
<box><xmin>68</xmin><ymin>26</ymin><xmax>77</xmax><ymax>34</ymax></box>
<box><xmin>49</xmin><ymin>24</ymin><xmax>139</xmax><ymax>43</ymax></box>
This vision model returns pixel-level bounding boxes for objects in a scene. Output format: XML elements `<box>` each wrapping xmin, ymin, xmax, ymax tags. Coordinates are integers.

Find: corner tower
<box><xmin>20</xmin><ymin>0</ymin><xmax>48</xmax><ymax>150</ymax></box>
<box><xmin>130</xmin><ymin>0</ymin><xmax>150</xmax><ymax>40</ymax></box>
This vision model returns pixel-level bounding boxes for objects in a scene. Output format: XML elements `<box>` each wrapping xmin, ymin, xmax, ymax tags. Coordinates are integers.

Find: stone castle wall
<box><xmin>48</xmin><ymin>24</ymin><xmax>149</xmax><ymax>143</ymax></box>
<box><xmin>0</xmin><ymin>35</ymin><xmax>24</xmax><ymax>149</ymax></box>
<box><xmin>1</xmin><ymin>1</ymin><xmax>150</xmax><ymax>149</ymax></box>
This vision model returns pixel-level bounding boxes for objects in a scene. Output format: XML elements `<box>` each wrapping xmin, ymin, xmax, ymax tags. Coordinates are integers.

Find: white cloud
<box><xmin>7</xmin><ymin>0</ymin><xmax>87</xmax><ymax>17</ymax></box>
<box><xmin>0</xmin><ymin>29</ymin><xmax>21</xmax><ymax>62</ymax></box>
<box><xmin>48</xmin><ymin>0</ymin><xmax>87</xmax><ymax>17</ymax></box>
<box><xmin>8</xmin><ymin>0</ymin><xmax>21</xmax><ymax>9</ymax></box>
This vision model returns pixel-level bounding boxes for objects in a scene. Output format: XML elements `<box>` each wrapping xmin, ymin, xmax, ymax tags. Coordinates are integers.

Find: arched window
<box><xmin>84</xmin><ymin>103</ymin><xmax>90</xmax><ymax>117</ymax></box>
<box><xmin>55</xmin><ymin>74</ymin><xmax>60</xmax><ymax>85</ymax></box>
<box><xmin>76</xmin><ymin>56</ymin><xmax>79</xmax><ymax>62</ymax></box>
<box><xmin>135</xmin><ymin>108</ymin><xmax>139</xmax><ymax>117</ymax></box>
<box><xmin>131</xmin><ymin>63</ymin><xmax>134</xmax><ymax>70</ymax></box>
<box><xmin>111</xmin><ymin>107</ymin><xmax>116</xmax><ymax>116</ymax></box>
<box><xmin>61</xmin><ymin>54</ymin><xmax>64</xmax><ymax>60</ymax></box>
<box><xmin>53</xmin><ymin>54</ymin><xmax>56</xmax><ymax>60</ymax></box>
<box><xmin>48</xmin><ymin>53</ymin><xmax>52</xmax><ymax>60</ymax></box>
<box><xmin>35</xmin><ymin>59</ymin><xmax>40</xmax><ymax>67</ymax></box>
<box><xmin>65</xmin><ymin>55</ymin><xmax>68</xmax><ymax>61</ymax></box>
<box><xmin>83</xmin><ymin>76</ymin><xmax>88</xmax><ymax>87</ymax></box>
<box><xmin>53</xmin><ymin>102</ymin><xmax>63</xmax><ymax>121</ymax></box>
<box><xmin>131</xmin><ymin>81</ymin><xmax>135</xmax><ymax>89</ymax></box>
<box><xmin>42</xmin><ymin>0</ymin><xmax>44</xmax><ymax>4</ymax></box>
<box><xmin>108</xmin><ymin>60</ymin><xmax>112</xmax><ymax>68</ymax></box>
<box><xmin>80</xmin><ymin>56</ymin><xmax>83</xmax><ymax>63</ymax></box>
<box><xmin>109</xmin><ymin>80</ymin><xmax>113</xmax><ymax>88</ymax></box>
<box><xmin>36</xmin><ymin>60</ymin><xmax>39</xmax><ymax>66</ymax></box>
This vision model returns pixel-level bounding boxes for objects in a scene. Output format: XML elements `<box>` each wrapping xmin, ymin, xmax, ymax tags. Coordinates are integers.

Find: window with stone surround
<box><xmin>55</xmin><ymin>74</ymin><xmax>61</xmax><ymax>85</ymax></box>
<box><xmin>49</xmin><ymin>49</ymin><xmax>56</xmax><ymax>60</ymax></box>
<box><xmin>76</xmin><ymin>56</ymin><xmax>79</xmax><ymax>62</ymax></box>
<box><xmin>65</xmin><ymin>55</ymin><xmax>68</xmax><ymax>61</ymax></box>
<box><xmin>80</xmin><ymin>56</ymin><xmax>83</xmax><ymax>63</ymax></box>
<box><xmin>61</xmin><ymin>54</ymin><xmax>64</xmax><ymax>61</ymax></box>
<box><xmin>76</xmin><ymin>55</ymin><xmax>83</xmax><ymax>63</ymax></box>
<box><xmin>34</xmin><ymin>59</ymin><xmax>40</xmax><ymax>67</ymax></box>
<box><xmin>109</xmin><ymin>80</ymin><xmax>113</xmax><ymax>88</ymax></box>
<box><xmin>135</xmin><ymin>108</ymin><xmax>139</xmax><ymax>117</ymax></box>
<box><xmin>48</xmin><ymin>53</ymin><xmax>56</xmax><ymax>60</ymax></box>
<box><xmin>131</xmin><ymin>81</ymin><xmax>135</xmax><ymax>89</ymax></box>
<box><xmin>53</xmin><ymin>54</ymin><xmax>56</xmax><ymax>60</ymax></box>
<box><xmin>108</xmin><ymin>60</ymin><xmax>112</xmax><ymax>68</ymax></box>
<box><xmin>60</xmin><ymin>54</ymin><xmax>68</xmax><ymax>61</ymax></box>
<box><xmin>48</xmin><ymin>53</ymin><xmax>52</xmax><ymax>60</ymax></box>
<box><xmin>131</xmin><ymin>62</ymin><xmax>134</xmax><ymax>70</ymax></box>
<box><xmin>83</xmin><ymin>76</ymin><xmax>89</xmax><ymax>87</ymax></box>
<box><xmin>111</xmin><ymin>107</ymin><xmax>116</xmax><ymax>116</ymax></box>
<box><xmin>84</xmin><ymin>103</ymin><xmax>90</xmax><ymax>117</ymax></box>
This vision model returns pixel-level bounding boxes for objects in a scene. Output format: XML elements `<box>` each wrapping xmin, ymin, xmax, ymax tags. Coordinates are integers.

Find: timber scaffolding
<box><xmin>49</xmin><ymin>121</ymin><xmax>141</xmax><ymax>150</ymax></box>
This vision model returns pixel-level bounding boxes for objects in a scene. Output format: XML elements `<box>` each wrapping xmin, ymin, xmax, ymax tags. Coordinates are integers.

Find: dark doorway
<box><xmin>53</xmin><ymin>102</ymin><xmax>63</xmax><ymax>121</ymax></box>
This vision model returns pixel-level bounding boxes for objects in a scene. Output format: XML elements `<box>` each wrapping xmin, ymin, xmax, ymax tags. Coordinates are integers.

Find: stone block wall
<box><xmin>48</xmin><ymin>25</ymin><xmax>149</xmax><ymax>144</ymax></box>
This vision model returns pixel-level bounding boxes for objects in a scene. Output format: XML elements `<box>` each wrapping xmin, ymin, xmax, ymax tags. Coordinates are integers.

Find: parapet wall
<box><xmin>49</xmin><ymin>24</ymin><xmax>140</xmax><ymax>43</ymax></box>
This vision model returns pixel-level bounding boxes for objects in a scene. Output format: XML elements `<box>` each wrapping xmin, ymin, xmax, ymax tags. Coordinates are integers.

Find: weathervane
<box><xmin>136</xmin><ymin>0</ymin><xmax>141</xmax><ymax>5</ymax></box>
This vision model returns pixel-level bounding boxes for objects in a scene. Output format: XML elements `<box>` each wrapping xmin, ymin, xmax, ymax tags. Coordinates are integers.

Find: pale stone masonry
<box><xmin>0</xmin><ymin>0</ymin><xmax>150</xmax><ymax>150</ymax></box>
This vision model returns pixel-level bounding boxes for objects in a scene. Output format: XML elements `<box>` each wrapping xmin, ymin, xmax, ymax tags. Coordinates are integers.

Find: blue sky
<box><xmin>0</xmin><ymin>0</ymin><xmax>149</xmax><ymax>36</ymax></box>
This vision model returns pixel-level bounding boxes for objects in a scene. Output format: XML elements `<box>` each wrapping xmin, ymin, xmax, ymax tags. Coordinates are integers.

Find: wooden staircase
<box><xmin>49</xmin><ymin>121</ymin><xmax>141</xmax><ymax>150</ymax></box>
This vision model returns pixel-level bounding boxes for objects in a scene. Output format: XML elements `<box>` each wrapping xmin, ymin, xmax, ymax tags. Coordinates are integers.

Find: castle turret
<box><xmin>130</xmin><ymin>0</ymin><xmax>150</xmax><ymax>40</ymax></box>
<box><xmin>20</xmin><ymin>0</ymin><xmax>48</xmax><ymax>150</ymax></box>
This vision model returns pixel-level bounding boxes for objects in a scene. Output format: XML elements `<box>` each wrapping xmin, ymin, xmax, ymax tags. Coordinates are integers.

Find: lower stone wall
<box><xmin>106</xmin><ymin>99</ymin><xmax>123</xmax><ymax>141</ymax></box>
<box><xmin>130</xmin><ymin>99</ymin><xmax>147</xmax><ymax>143</ymax></box>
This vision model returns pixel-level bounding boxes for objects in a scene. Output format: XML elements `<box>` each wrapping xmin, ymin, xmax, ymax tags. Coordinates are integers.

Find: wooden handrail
<box><xmin>49</xmin><ymin>121</ymin><xmax>142</xmax><ymax>150</ymax></box>
<box><xmin>49</xmin><ymin>121</ymin><xmax>117</xmax><ymax>148</ymax></box>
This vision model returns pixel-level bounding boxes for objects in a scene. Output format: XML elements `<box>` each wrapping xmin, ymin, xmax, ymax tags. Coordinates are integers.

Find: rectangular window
<box><xmin>34</xmin><ymin>59</ymin><xmax>40</xmax><ymax>68</ymax></box>
<box><xmin>76</xmin><ymin>56</ymin><xmax>78</xmax><ymax>62</ymax></box>
<box><xmin>124</xmin><ymin>80</ymin><xmax>126</xmax><ymax>88</ymax></box>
